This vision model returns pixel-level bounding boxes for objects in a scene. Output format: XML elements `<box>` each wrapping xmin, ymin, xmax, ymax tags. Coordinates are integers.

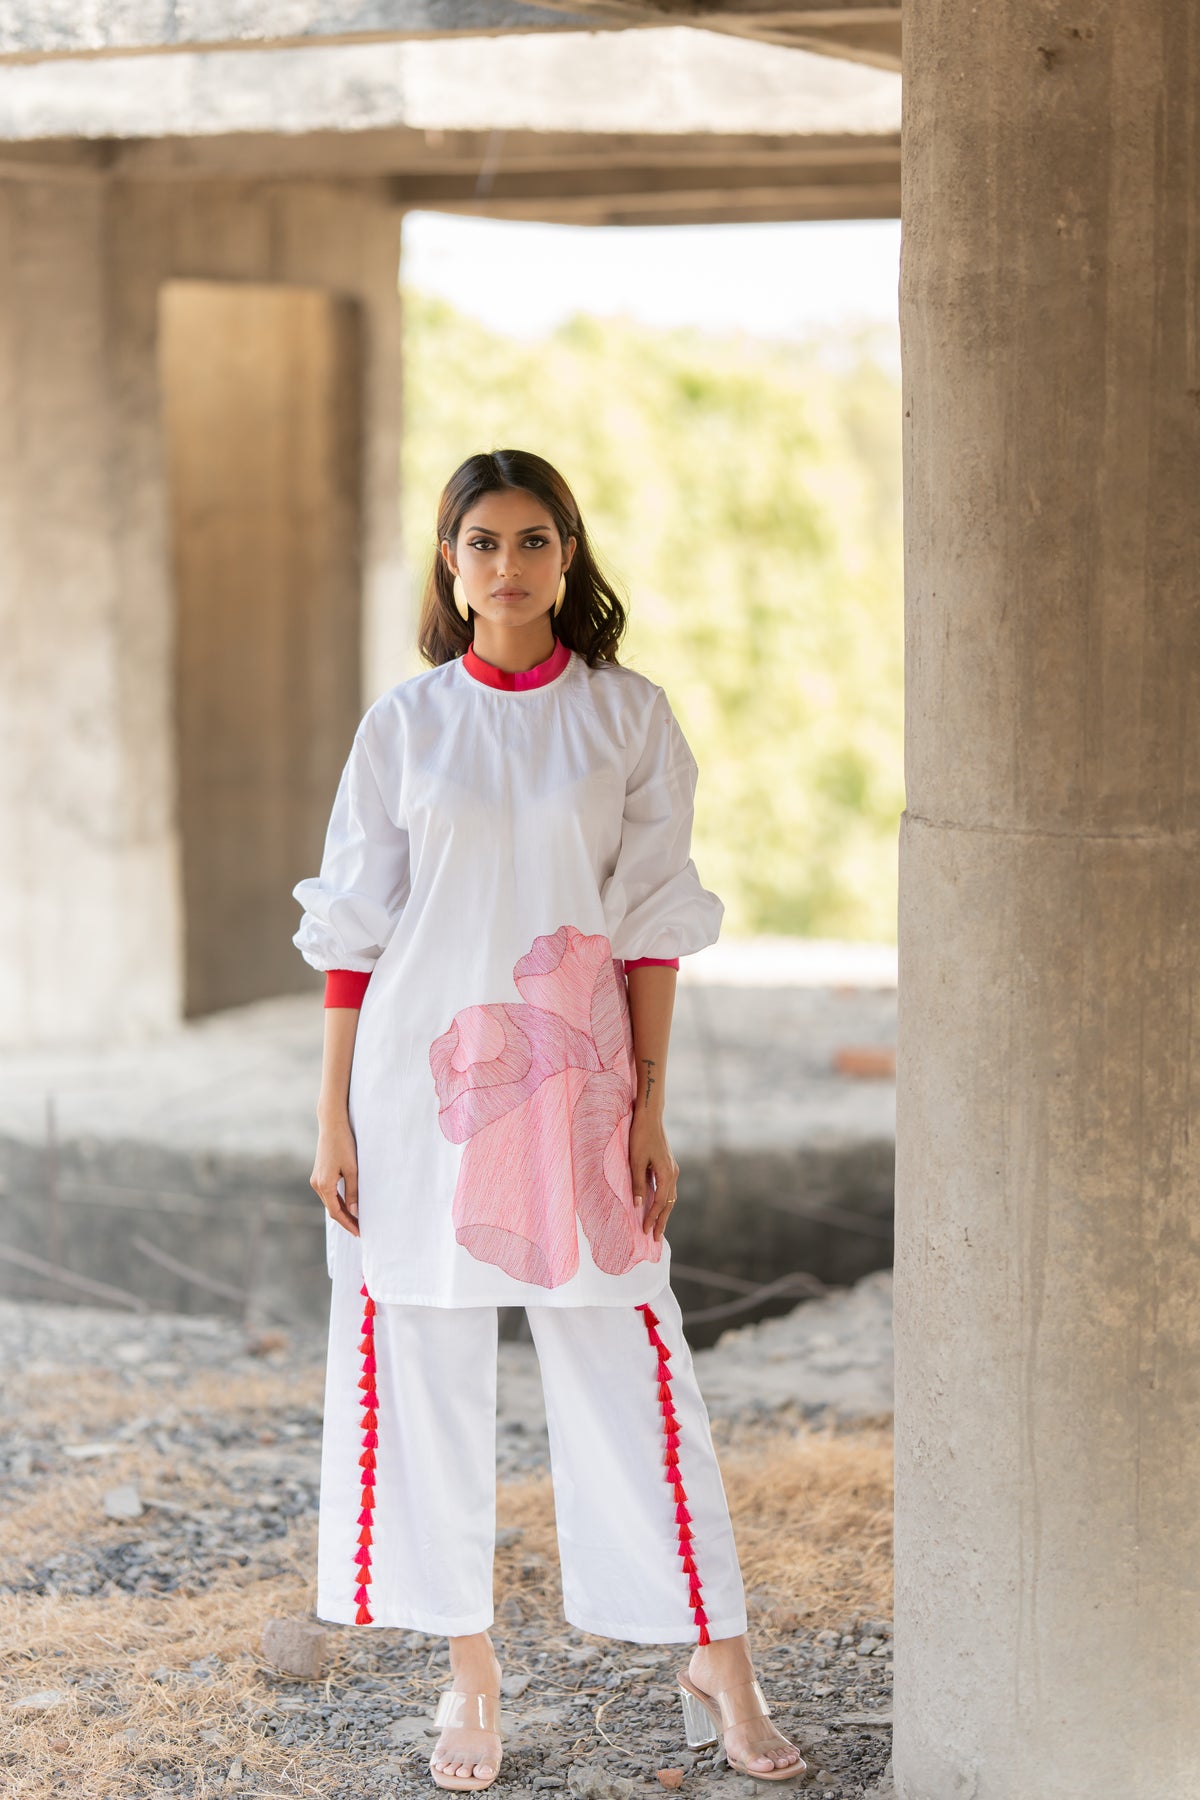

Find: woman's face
<box><xmin>443</xmin><ymin>488</ymin><xmax>576</xmax><ymax>632</ymax></box>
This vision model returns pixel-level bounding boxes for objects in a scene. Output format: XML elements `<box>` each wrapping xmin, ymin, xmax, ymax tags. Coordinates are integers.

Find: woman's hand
<box><xmin>629</xmin><ymin>1108</ymin><xmax>679</xmax><ymax>1242</ymax></box>
<box><xmin>311</xmin><ymin>1115</ymin><xmax>361</xmax><ymax>1238</ymax></box>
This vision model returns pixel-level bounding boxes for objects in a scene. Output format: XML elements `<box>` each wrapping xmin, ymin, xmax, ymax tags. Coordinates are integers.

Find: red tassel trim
<box><xmin>355</xmin><ymin>1281</ymin><xmax>378</xmax><ymax>1625</ymax></box>
<box><xmin>636</xmin><ymin>1301</ymin><xmax>709</xmax><ymax>1648</ymax></box>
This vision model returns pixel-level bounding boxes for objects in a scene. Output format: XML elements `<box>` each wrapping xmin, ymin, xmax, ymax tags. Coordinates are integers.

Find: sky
<box><xmin>400</xmin><ymin>211</ymin><xmax>902</xmax><ymax>372</ymax></box>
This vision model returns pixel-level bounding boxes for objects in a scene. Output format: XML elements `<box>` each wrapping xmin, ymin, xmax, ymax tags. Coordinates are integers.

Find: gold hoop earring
<box><xmin>452</xmin><ymin>573</ymin><xmax>470</xmax><ymax>622</ymax></box>
<box><xmin>553</xmin><ymin>572</ymin><xmax>566</xmax><ymax>617</ymax></box>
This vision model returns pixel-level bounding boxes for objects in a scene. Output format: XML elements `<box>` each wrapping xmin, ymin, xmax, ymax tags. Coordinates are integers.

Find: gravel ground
<box><xmin>0</xmin><ymin>1285</ymin><xmax>894</xmax><ymax>1800</ymax></box>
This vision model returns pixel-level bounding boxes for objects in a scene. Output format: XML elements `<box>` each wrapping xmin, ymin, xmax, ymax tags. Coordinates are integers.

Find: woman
<box><xmin>292</xmin><ymin>449</ymin><xmax>806</xmax><ymax>1791</ymax></box>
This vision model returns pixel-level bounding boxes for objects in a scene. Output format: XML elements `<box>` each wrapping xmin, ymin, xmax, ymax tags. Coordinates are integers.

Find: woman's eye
<box><xmin>468</xmin><ymin>537</ymin><xmax>548</xmax><ymax>550</ymax></box>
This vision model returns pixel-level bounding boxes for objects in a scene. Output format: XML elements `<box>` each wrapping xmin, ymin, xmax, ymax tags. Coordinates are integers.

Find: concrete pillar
<box><xmin>0</xmin><ymin>175</ymin><xmax>405</xmax><ymax>1045</ymax></box>
<box><xmin>894</xmin><ymin>4</ymin><xmax>1199</xmax><ymax>1796</ymax></box>
<box><xmin>160</xmin><ymin>280</ymin><xmax>364</xmax><ymax>1017</ymax></box>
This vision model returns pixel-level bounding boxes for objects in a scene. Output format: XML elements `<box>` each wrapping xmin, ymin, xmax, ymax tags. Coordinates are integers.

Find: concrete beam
<box><xmin>0</xmin><ymin>2</ymin><xmax>616</xmax><ymax>64</ymax></box>
<box><xmin>524</xmin><ymin>0</ymin><xmax>901</xmax><ymax>69</ymax></box>
<box><xmin>11</xmin><ymin>125</ymin><xmax>898</xmax><ymax>218</ymax></box>
<box><xmin>0</xmin><ymin>31</ymin><xmax>900</xmax><ymax>154</ymax></box>
<box><xmin>0</xmin><ymin>125</ymin><xmax>900</xmax><ymax>222</ymax></box>
<box><xmin>0</xmin><ymin>0</ymin><xmax>901</xmax><ymax>74</ymax></box>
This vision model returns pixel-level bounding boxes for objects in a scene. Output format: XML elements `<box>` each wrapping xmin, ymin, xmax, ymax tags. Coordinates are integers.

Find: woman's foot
<box><xmin>687</xmin><ymin>1635</ymin><xmax>806</xmax><ymax>1776</ymax></box>
<box><xmin>430</xmin><ymin>1632</ymin><xmax>503</xmax><ymax>1785</ymax></box>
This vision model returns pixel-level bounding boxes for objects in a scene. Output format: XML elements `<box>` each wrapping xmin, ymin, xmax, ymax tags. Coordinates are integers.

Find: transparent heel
<box><xmin>675</xmin><ymin>1669</ymin><xmax>808</xmax><ymax>1784</ymax></box>
<box><xmin>678</xmin><ymin>1681</ymin><xmax>720</xmax><ymax>1749</ymax></box>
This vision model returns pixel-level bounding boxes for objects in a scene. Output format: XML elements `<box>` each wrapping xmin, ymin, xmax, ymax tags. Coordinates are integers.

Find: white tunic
<box><xmin>291</xmin><ymin>638</ymin><xmax>724</xmax><ymax>1307</ymax></box>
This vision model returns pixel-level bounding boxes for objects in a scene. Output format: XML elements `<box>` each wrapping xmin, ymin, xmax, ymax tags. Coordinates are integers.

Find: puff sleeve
<box><xmin>291</xmin><ymin>713</ymin><xmax>411</xmax><ymax>980</ymax></box>
<box><xmin>601</xmin><ymin>686</ymin><xmax>724</xmax><ymax>962</ymax></box>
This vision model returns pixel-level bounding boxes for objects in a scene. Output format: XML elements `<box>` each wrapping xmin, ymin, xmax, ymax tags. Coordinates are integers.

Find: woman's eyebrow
<box><xmin>465</xmin><ymin>524</ymin><xmax>552</xmax><ymax>534</ymax></box>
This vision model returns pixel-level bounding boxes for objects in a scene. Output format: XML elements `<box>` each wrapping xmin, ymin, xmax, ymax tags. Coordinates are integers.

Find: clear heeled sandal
<box><xmin>428</xmin><ymin>1687</ymin><xmax>504</xmax><ymax>1792</ymax></box>
<box><xmin>677</xmin><ymin>1668</ymin><xmax>808</xmax><ymax>1783</ymax></box>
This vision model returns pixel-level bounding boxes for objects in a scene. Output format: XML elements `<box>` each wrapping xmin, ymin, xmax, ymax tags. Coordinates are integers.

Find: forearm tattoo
<box><xmin>639</xmin><ymin>1057</ymin><xmax>657</xmax><ymax>1107</ymax></box>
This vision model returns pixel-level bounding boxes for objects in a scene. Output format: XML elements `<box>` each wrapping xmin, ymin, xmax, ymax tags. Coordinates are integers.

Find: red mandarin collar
<box><xmin>462</xmin><ymin>635</ymin><xmax>572</xmax><ymax>691</ymax></box>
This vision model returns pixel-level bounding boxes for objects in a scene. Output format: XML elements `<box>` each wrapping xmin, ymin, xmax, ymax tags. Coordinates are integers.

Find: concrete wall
<box><xmin>0</xmin><ymin>175</ymin><xmax>406</xmax><ymax>1046</ymax></box>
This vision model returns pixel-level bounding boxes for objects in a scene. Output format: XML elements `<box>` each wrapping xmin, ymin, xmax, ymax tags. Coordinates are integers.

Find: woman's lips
<box><xmin>492</xmin><ymin>589</ymin><xmax>527</xmax><ymax>598</ymax></box>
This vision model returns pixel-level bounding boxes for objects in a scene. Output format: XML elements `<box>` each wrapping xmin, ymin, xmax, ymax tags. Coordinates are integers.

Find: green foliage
<box><xmin>400</xmin><ymin>288</ymin><xmax>905</xmax><ymax>943</ymax></box>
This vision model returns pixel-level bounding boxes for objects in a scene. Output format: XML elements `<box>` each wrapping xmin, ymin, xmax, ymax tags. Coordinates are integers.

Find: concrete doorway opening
<box><xmin>158</xmin><ymin>279</ymin><xmax>365</xmax><ymax>1018</ymax></box>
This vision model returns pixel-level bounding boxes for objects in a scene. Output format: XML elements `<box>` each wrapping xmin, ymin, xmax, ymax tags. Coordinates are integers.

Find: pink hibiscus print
<box><xmin>428</xmin><ymin>924</ymin><xmax>664</xmax><ymax>1288</ymax></box>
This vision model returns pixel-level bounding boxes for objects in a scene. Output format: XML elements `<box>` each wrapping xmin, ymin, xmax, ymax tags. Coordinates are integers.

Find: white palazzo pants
<box><xmin>316</xmin><ymin>1235</ymin><xmax>749</xmax><ymax>1644</ymax></box>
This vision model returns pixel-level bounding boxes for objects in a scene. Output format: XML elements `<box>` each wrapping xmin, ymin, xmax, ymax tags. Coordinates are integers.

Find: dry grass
<box><xmin>1</xmin><ymin>1344</ymin><xmax>892</xmax><ymax>1798</ymax></box>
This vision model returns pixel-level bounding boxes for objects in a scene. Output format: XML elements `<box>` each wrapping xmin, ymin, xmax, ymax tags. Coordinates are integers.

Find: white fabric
<box><xmin>292</xmin><ymin>648</ymin><xmax>724</xmax><ymax>1307</ymax></box>
<box><xmin>317</xmin><ymin>1230</ymin><xmax>749</xmax><ymax>1641</ymax></box>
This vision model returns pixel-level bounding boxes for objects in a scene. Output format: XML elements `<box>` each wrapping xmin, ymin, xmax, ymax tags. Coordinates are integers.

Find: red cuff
<box><xmin>324</xmin><ymin>968</ymin><xmax>373</xmax><ymax>1008</ymax></box>
<box><xmin>623</xmin><ymin>956</ymin><xmax>680</xmax><ymax>971</ymax></box>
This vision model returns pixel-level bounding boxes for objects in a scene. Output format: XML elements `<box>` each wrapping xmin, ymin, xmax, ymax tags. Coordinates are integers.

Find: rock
<box><xmin>62</xmin><ymin>1442</ymin><xmax>124</xmax><ymax>1459</ymax></box>
<box><xmin>655</xmin><ymin>1771</ymin><xmax>684</xmax><ymax>1789</ymax></box>
<box><xmin>533</xmin><ymin>1780</ymin><xmax>566</xmax><ymax>1790</ymax></box>
<box><xmin>388</xmin><ymin>1716</ymin><xmax>437</xmax><ymax>1744</ymax></box>
<box><xmin>103</xmin><ymin>1482</ymin><xmax>144</xmax><ymax>1521</ymax></box>
<box><xmin>501</xmin><ymin>1672</ymin><xmax>534</xmax><ymax>1697</ymax></box>
<box><xmin>763</xmin><ymin>1604</ymin><xmax>804</xmax><ymax>1629</ymax></box>
<box><xmin>566</xmin><ymin>1765</ymin><xmax>635</xmax><ymax>1800</ymax></box>
<box><xmin>9</xmin><ymin>1690</ymin><xmax>68</xmax><ymax>1709</ymax></box>
<box><xmin>863</xmin><ymin>1763</ymin><xmax>896</xmax><ymax>1800</ymax></box>
<box><xmin>224</xmin><ymin>1757</ymin><xmax>244</xmax><ymax>1784</ymax></box>
<box><xmin>260</xmin><ymin>1616</ymin><xmax>328</xmax><ymax>1680</ymax></box>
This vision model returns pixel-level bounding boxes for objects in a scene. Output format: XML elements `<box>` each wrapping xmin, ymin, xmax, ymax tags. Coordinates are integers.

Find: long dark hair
<box><xmin>416</xmin><ymin>449</ymin><xmax>629</xmax><ymax>668</ymax></box>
